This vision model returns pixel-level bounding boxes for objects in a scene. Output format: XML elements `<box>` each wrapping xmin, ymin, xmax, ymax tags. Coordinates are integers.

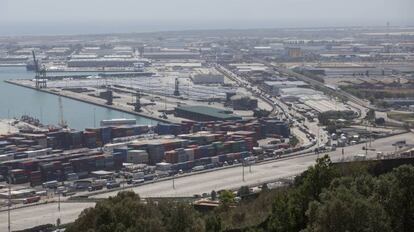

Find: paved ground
<box><xmin>0</xmin><ymin>202</ymin><xmax>95</xmax><ymax>231</ymax></box>
<box><xmin>1</xmin><ymin>132</ymin><xmax>412</xmax><ymax>230</ymax></box>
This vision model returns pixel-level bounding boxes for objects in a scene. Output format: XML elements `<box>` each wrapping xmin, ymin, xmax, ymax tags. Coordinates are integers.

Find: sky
<box><xmin>0</xmin><ymin>0</ymin><xmax>413</xmax><ymax>36</ymax></box>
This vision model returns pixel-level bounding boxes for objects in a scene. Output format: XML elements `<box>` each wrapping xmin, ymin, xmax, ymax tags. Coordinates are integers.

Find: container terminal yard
<box><xmin>0</xmin><ymin>25</ymin><xmax>414</xmax><ymax>230</ymax></box>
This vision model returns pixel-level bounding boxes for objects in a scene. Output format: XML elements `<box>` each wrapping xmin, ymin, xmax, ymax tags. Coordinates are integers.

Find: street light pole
<box><xmin>317</xmin><ymin>127</ymin><xmax>320</xmax><ymax>159</ymax></box>
<box><xmin>57</xmin><ymin>190</ymin><xmax>61</xmax><ymax>227</ymax></box>
<box><xmin>242</xmin><ymin>162</ymin><xmax>245</xmax><ymax>182</ymax></box>
<box><xmin>8</xmin><ymin>184</ymin><xmax>11</xmax><ymax>232</ymax></box>
<box><xmin>172</xmin><ymin>175</ymin><xmax>175</xmax><ymax>190</ymax></box>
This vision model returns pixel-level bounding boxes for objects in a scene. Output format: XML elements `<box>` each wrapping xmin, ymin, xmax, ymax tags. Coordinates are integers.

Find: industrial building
<box><xmin>263</xmin><ymin>81</ymin><xmax>309</xmax><ymax>95</ymax></box>
<box><xmin>191</xmin><ymin>68</ymin><xmax>225</xmax><ymax>84</ymax></box>
<box><xmin>175</xmin><ymin>105</ymin><xmax>241</xmax><ymax>121</ymax></box>
<box><xmin>230</xmin><ymin>95</ymin><xmax>258</xmax><ymax>110</ymax></box>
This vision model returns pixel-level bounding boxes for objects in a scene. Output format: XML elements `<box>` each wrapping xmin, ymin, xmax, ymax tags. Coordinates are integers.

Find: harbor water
<box><xmin>0</xmin><ymin>66</ymin><xmax>157</xmax><ymax>130</ymax></box>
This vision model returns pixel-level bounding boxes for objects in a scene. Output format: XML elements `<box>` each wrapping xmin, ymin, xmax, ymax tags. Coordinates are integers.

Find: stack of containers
<box><xmin>62</xmin><ymin>163</ymin><xmax>74</xmax><ymax>178</ymax></box>
<box><xmin>101</xmin><ymin>127</ymin><xmax>112</xmax><ymax>144</ymax></box>
<box><xmin>176</xmin><ymin>148</ymin><xmax>188</xmax><ymax>163</ymax></box>
<box><xmin>147</xmin><ymin>143</ymin><xmax>165</xmax><ymax>165</ymax></box>
<box><xmin>39</xmin><ymin>161</ymin><xmax>62</xmax><ymax>181</ymax></box>
<box><xmin>9</xmin><ymin>169</ymin><xmax>28</xmax><ymax>184</ymax></box>
<box><xmin>184</xmin><ymin>148</ymin><xmax>195</xmax><ymax>161</ymax></box>
<box><xmin>212</xmin><ymin>141</ymin><xmax>224</xmax><ymax>155</ymax></box>
<box><xmin>197</xmin><ymin>145</ymin><xmax>209</xmax><ymax>159</ymax></box>
<box><xmin>70</xmin><ymin>156</ymin><xmax>92</xmax><ymax>174</ymax></box>
<box><xmin>111</xmin><ymin>127</ymin><xmax>126</xmax><ymax>138</ymax></box>
<box><xmin>94</xmin><ymin>155</ymin><xmax>106</xmax><ymax>170</ymax></box>
<box><xmin>155</xmin><ymin>123</ymin><xmax>182</xmax><ymax>136</ymax></box>
<box><xmin>164</xmin><ymin>150</ymin><xmax>178</xmax><ymax>164</ymax></box>
<box><xmin>112</xmin><ymin>152</ymin><xmax>126</xmax><ymax>170</ymax></box>
<box><xmin>29</xmin><ymin>171</ymin><xmax>42</xmax><ymax>186</ymax></box>
<box><xmin>68</xmin><ymin>131</ymin><xmax>83</xmax><ymax>149</ymax></box>
<box><xmin>19</xmin><ymin>160</ymin><xmax>38</xmax><ymax>174</ymax></box>
<box><xmin>127</xmin><ymin>150</ymin><xmax>149</xmax><ymax>164</ymax></box>
<box><xmin>102</xmin><ymin>154</ymin><xmax>113</xmax><ymax>170</ymax></box>
<box><xmin>83</xmin><ymin>131</ymin><xmax>97</xmax><ymax>148</ymax></box>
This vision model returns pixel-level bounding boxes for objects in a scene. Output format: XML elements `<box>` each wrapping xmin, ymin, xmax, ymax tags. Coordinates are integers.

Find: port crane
<box><xmin>31</xmin><ymin>51</ymin><xmax>47</xmax><ymax>89</ymax></box>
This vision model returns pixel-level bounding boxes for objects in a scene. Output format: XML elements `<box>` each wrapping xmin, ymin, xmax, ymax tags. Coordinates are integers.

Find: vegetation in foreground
<box><xmin>65</xmin><ymin>155</ymin><xmax>414</xmax><ymax>232</ymax></box>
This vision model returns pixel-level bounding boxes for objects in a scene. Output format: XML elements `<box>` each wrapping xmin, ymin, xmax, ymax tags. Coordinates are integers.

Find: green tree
<box><xmin>375</xmin><ymin>165</ymin><xmax>414</xmax><ymax>231</ymax></box>
<box><xmin>305</xmin><ymin>186</ymin><xmax>391</xmax><ymax>232</ymax></box>
<box><xmin>289</xmin><ymin>135</ymin><xmax>299</xmax><ymax>147</ymax></box>
<box><xmin>205</xmin><ymin>214</ymin><xmax>222</xmax><ymax>232</ymax></box>
<box><xmin>238</xmin><ymin>186</ymin><xmax>251</xmax><ymax>197</ymax></box>
<box><xmin>219</xmin><ymin>190</ymin><xmax>235</xmax><ymax>209</ymax></box>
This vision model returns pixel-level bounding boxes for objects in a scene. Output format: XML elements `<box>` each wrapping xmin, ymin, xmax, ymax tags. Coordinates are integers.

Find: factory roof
<box><xmin>176</xmin><ymin>105</ymin><xmax>241</xmax><ymax>120</ymax></box>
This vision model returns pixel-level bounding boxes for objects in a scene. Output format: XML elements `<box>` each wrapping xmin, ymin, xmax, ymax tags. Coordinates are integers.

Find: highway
<box><xmin>0</xmin><ymin>202</ymin><xmax>95</xmax><ymax>231</ymax></box>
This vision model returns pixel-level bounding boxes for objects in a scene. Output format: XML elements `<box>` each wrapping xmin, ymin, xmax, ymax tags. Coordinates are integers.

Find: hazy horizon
<box><xmin>1</xmin><ymin>0</ymin><xmax>413</xmax><ymax>36</ymax></box>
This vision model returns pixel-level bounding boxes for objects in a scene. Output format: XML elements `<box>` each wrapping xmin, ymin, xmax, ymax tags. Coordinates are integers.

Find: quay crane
<box><xmin>31</xmin><ymin>51</ymin><xmax>47</xmax><ymax>89</ymax></box>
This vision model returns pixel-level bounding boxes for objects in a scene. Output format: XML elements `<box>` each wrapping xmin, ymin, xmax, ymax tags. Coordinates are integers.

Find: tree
<box><xmin>211</xmin><ymin>190</ymin><xmax>217</xmax><ymax>201</ymax></box>
<box><xmin>66</xmin><ymin>191</ymin><xmax>203</xmax><ymax>232</ymax></box>
<box><xmin>375</xmin><ymin>165</ymin><xmax>414</xmax><ymax>231</ymax></box>
<box><xmin>261</xmin><ymin>183</ymin><xmax>269</xmax><ymax>192</ymax></box>
<box><xmin>218</xmin><ymin>190</ymin><xmax>235</xmax><ymax>209</ymax></box>
<box><xmin>263</xmin><ymin>155</ymin><xmax>340</xmax><ymax>232</ymax></box>
<box><xmin>238</xmin><ymin>186</ymin><xmax>251</xmax><ymax>197</ymax></box>
<box><xmin>289</xmin><ymin>135</ymin><xmax>299</xmax><ymax>147</ymax></box>
<box><xmin>365</xmin><ymin>109</ymin><xmax>376</xmax><ymax>121</ymax></box>
<box><xmin>205</xmin><ymin>214</ymin><xmax>222</xmax><ymax>232</ymax></box>
<box><xmin>305</xmin><ymin>186</ymin><xmax>391</xmax><ymax>232</ymax></box>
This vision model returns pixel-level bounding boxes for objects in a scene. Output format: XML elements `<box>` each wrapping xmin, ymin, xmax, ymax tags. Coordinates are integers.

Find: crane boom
<box><xmin>31</xmin><ymin>51</ymin><xmax>39</xmax><ymax>73</ymax></box>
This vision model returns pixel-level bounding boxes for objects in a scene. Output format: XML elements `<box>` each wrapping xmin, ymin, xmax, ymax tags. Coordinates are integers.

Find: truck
<box><xmin>23</xmin><ymin>196</ymin><xmax>41</xmax><ymax>204</ymax></box>
<box><xmin>106</xmin><ymin>181</ymin><xmax>121</xmax><ymax>189</ymax></box>
<box><xmin>88</xmin><ymin>183</ymin><xmax>104</xmax><ymax>192</ymax></box>
<box><xmin>42</xmin><ymin>180</ymin><xmax>59</xmax><ymax>189</ymax></box>
<box><xmin>192</xmin><ymin>165</ymin><xmax>205</xmax><ymax>172</ymax></box>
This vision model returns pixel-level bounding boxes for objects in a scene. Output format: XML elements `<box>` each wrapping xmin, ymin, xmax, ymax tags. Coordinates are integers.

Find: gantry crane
<box><xmin>31</xmin><ymin>51</ymin><xmax>47</xmax><ymax>88</ymax></box>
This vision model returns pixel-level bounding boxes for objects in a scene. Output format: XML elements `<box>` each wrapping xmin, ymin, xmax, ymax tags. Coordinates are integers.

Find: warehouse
<box><xmin>191</xmin><ymin>68</ymin><xmax>225</xmax><ymax>84</ymax></box>
<box><xmin>263</xmin><ymin>81</ymin><xmax>309</xmax><ymax>95</ymax></box>
<box><xmin>175</xmin><ymin>106</ymin><xmax>241</xmax><ymax>121</ymax></box>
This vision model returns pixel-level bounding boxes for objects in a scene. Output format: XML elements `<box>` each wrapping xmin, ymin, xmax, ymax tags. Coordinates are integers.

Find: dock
<box><xmin>4</xmin><ymin>80</ymin><xmax>173</xmax><ymax>124</ymax></box>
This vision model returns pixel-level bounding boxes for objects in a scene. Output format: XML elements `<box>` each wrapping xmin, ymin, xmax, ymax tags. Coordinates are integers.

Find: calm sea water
<box><xmin>0</xmin><ymin>67</ymin><xmax>156</xmax><ymax>130</ymax></box>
